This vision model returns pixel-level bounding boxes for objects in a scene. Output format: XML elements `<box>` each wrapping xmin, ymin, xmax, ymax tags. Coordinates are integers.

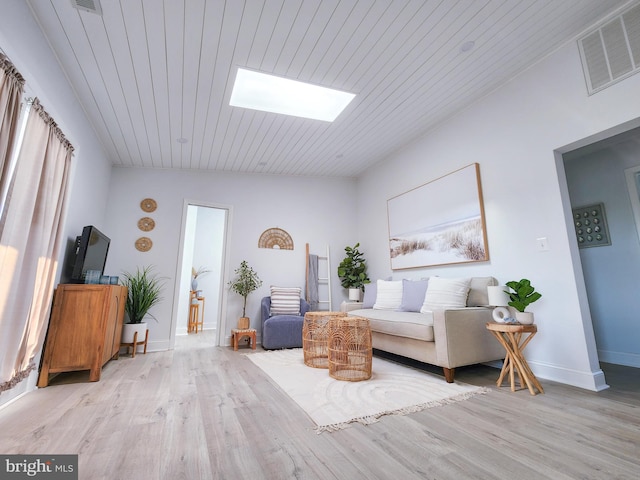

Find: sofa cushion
<box><xmin>420</xmin><ymin>277</ymin><xmax>471</xmax><ymax>313</ymax></box>
<box><xmin>362</xmin><ymin>282</ymin><xmax>377</xmax><ymax>308</ymax></box>
<box><xmin>467</xmin><ymin>276</ymin><xmax>498</xmax><ymax>306</ymax></box>
<box><xmin>348</xmin><ymin>308</ymin><xmax>434</xmax><ymax>342</ymax></box>
<box><xmin>397</xmin><ymin>278</ymin><xmax>429</xmax><ymax>312</ymax></box>
<box><xmin>270</xmin><ymin>286</ymin><xmax>301</xmax><ymax>315</ymax></box>
<box><xmin>373</xmin><ymin>279</ymin><xmax>403</xmax><ymax>310</ymax></box>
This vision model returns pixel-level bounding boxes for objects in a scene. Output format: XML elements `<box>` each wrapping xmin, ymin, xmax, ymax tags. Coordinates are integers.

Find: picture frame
<box><xmin>387</xmin><ymin>163</ymin><xmax>489</xmax><ymax>270</ymax></box>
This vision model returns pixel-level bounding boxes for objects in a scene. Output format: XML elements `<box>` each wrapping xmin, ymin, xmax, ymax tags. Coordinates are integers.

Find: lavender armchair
<box><xmin>261</xmin><ymin>296</ymin><xmax>310</xmax><ymax>349</ymax></box>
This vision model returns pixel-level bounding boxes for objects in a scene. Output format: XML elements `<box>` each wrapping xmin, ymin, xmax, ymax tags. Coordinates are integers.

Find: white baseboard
<box><xmin>597</xmin><ymin>349</ymin><xmax>640</xmax><ymax>368</ymax></box>
<box><xmin>527</xmin><ymin>360</ymin><xmax>609</xmax><ymax>391</ymax></box>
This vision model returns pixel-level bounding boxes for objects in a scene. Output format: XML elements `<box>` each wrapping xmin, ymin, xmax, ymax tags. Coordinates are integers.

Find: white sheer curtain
<box><xmin>0</xmin><ymin>52</ymin><xmax>25</xmax><ymax>229</ymax></box>
<box><xmin>0</xmin><ymin>98</ymin><xmax>73</xmax><ymax>393</ymax></box>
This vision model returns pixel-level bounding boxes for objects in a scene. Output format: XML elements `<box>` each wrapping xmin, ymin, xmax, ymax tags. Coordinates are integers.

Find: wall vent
<box><xmin>578</xmin><ymin>2</ymin><xmax>640</xmax><ymax>94</ymax></box>
<box><xmin>70</xmin><ymin>0</ymin><xmax>102</xmax><ymax>15</ymax></box>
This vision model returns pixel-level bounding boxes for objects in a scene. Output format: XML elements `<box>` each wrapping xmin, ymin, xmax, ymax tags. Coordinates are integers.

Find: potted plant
<box><xmin>121</xmin><ymin>266</ymin><xmax>166</xmax><ymax>345</ymax></box>
<box><xmin>505</xmin><ymin>278</ymin><xmax>541</xmax><ymax>324</ymax></box>
<box><xmin>228</xmin><ymin>260</ymin><xmax>262</xmax><ymax>326</ymax></box>
<box><xmin>337</xmin><ymin>243</ymin><xmax>370</xmax><ymax>301</ymax></box>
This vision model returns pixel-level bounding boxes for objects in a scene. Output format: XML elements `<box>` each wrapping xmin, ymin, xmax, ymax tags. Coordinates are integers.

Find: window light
<box><xmin>230</xmin><ymin>68</ymin><xmax>355</xmax><ymax>122</ymax></box>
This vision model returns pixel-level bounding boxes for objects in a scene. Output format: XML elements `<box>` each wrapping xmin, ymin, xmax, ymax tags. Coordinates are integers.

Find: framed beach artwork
<box><xmin>387</xmin><ymin>163</ymin><xmax>489</xmax><ymax>270</ymax></box>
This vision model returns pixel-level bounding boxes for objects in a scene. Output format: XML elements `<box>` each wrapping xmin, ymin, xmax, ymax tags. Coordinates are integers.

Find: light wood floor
<box><xmin>1</xmin><ymin>331</ymin><xmax>638</xmax><ymax>480</ymax></box>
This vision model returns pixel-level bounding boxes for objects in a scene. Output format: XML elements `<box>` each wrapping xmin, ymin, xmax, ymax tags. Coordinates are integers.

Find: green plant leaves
<box><xmin>121</xmin><ymin>265</ymin><xmax>166</xmax><ymax>324</ymax></box>
<box><xmin>337</xmin><ymin>243</ymin><xmax>370</xmax><ymax>290</ymax></box>
<box><xmin>228</xmin><ymin>260</ymin><xmax>262</xmax><ymax>317</ymax></box>
<box><xmin>505</xmin><ymin>278</ymin><xmax>541</xmax><ymax>313</ymax></box>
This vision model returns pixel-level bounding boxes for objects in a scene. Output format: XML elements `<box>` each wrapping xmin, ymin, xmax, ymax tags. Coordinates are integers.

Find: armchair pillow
<box><xmin>270</xmin><ymin>286</ymin><xmax>302</xmax><ymax>315</ymax></box>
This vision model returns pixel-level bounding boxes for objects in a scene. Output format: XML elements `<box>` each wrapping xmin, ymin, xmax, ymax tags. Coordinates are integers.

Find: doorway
<box><xmin>560</xmin><ymin>124</ymin><xmax>640</xmax><ymax>372</ymax></box>
<box><xmin>172</xmin><ymin>202</ymin><xmax>229</xmax><ymax>348</ymax></box>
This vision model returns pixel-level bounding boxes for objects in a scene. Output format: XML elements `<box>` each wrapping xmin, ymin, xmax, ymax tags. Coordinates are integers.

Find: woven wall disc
<box><xmin>135</xmin><ymin>236</ymin><xmax>153</xmax><ymax>252</ymax></box>
<box><xmin>140</xmin><ymin>198</ymin><xmax>157</xmax><ymax>212</ymax></box>
<box><xmin>258</xmin><ymin>227</ymin><xmax>294</xmax><ymax>250</ymax></box>
<box><xmin>138</xmin><ymin>217</ymin><xmax>155</xmax><ymax>231</ymax></box>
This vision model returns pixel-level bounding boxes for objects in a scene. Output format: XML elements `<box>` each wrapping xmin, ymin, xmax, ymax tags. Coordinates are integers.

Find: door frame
<box><xmin>169</xmin><ymin>199</ymin><xmax>233</xmax><ymax>349</ymax></box>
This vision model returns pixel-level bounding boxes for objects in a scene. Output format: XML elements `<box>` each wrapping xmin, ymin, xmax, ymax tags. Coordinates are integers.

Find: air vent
<box><xmin>70</xmin><ymin>0</ymin><xmax>102</xmax><ymax>15</ymax></box>
<box><xmin>578</xmin><ymin>3</ymin><xmax>640</xmax><ymax>94</ymax></box>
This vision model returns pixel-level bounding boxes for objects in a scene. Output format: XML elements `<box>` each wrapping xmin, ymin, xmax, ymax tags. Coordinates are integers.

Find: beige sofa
<box><xmin>345</xmin><ymin>276</ymin><xmax>505</xmax><ymax>383</ymax></box>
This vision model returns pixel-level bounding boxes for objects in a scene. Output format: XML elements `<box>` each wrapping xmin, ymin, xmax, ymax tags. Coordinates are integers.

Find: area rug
<box><xmin>245</xmin><ymin>348</ymin><xmax>488</xmax><ymax>433</ymax></box>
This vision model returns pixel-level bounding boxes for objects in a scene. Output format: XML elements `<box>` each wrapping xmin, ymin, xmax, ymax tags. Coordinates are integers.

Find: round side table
<box><xmin>486</xmin><ymin>322</ymin><xmax>544</xmax><ymax>395</ymax></box>
<box><xmin>302</xmin><ymin>311</ymin><xmax>346</xmax><ymax>368</ymax></box>
<box><xmin>328</xmin><ymin>315</ymin><xmax>372</xmax><ymax>381</ymax></box>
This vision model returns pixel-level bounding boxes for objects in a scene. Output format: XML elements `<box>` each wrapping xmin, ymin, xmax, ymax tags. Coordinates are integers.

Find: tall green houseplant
<box><xmin>337</xmin><ymin>243</ymin><xmax>370</xmax><ymax>291</ymax></box>
<box><xmin>228</xmin><ymin>260</ymin><xmax>263</xmax><ymax>318</ymax></box>
<box><xmin>121</xmin><ymin>266</ymin><xmax>165</xmax><ymax>324</ymax></box>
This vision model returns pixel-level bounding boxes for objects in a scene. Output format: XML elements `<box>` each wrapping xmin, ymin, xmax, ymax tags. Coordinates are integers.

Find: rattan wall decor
<box><xmin>258</xmin><ymin>227</ymin><xmax>294</xmax><ymax>250</ymax></box>
<box><xmin>136</xmin><ymin>198</ymin><xmax>157</xmax><ymax>251</ymax></box>
<box><xmin>135</xmin><ymin>236</ymin><xmax>153</xmax><ymax>252</ymax></box>
<box><xmin>137</xmin><ymin>217</ymin><xmax>155</xmax><ymax>231</ymax></box>
<box><xmin>572</xmin><ymin>203</ymin><xmax>611</xmax><ymax>248</ymax></box>
<box><xmin>140</xmin><ymin>198</ymin><xmax>157</xmax><ymax>212</ymax></box>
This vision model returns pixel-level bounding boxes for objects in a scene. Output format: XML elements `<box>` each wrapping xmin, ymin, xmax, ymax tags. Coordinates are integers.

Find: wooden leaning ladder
<box><xmin>306</xmin><ymin>243</ymin><xmax>332</xmax><ymax>311</ymax></box>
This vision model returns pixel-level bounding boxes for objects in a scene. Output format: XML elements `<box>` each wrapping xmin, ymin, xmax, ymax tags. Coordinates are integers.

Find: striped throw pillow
<box><xmin>270</xmin><ymin>286</ymin><xmax>301</xmax><ymax>315</ymax></box>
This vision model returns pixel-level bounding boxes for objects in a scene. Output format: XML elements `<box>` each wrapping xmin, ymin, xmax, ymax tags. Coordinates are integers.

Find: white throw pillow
<box><xmin>373</xmin><ymin>279</ymin><xmax>403</xmax><ymax>310</ymax></box>
<box><xmin>270</xmin><ymin>286</ymin><xmax>301</xmax><ymax>315</ymax></box>
<box><xmin>420</xmin><ymin>277</ymin><xmax>471</xmax><ymax>313</ymax></box>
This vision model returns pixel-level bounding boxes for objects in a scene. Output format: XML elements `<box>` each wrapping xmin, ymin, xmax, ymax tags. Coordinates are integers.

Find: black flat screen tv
<box><xmin>70</xmin><ymin>225</ymin><xmax>111</xmax><ymax>283</ymax></box>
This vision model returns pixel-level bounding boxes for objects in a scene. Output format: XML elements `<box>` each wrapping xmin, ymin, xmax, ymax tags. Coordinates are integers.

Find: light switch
<box><xmin>536</xmin><ymin>237</ymin><xmax>550</xmax><ymax>251</ymax></box>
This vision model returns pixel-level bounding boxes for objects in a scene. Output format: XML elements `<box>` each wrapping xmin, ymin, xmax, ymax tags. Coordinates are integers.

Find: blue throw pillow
<box><xmin>362</xmin><ymin>282</ymin><xmax>377</xmax><ymax>308</ymax></box>
<box><xmin>397</xmin><ymin>278</ymin><xmax>429</xmax><ymax>312</ymax></box>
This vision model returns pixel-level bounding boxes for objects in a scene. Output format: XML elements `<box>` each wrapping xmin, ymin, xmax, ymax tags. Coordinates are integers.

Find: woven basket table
<box><xmin>302</xmin><ymin>311</ymin><xmax>346</xmax><ymax>368</ymax></box>
<box><xmin>328</xmin><ymin>315</ymin><xmax>372</xmax><ymax>381</ymax></box>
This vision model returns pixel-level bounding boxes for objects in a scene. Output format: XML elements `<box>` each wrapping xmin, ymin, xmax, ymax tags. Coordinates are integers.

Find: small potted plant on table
<box><xmin>505</xmin><ymin>278</ymin><xmax>541</xmax><ymax>324</ymax></box>
<box><xmin>337</xmin><ymin>243</ymin><xmax>371</xmax><ymax>302</ymax></box>
<box><xmin>228</xmin><ymin>260</ymin><xmax>262</xmax><ymax>328</ymax></box>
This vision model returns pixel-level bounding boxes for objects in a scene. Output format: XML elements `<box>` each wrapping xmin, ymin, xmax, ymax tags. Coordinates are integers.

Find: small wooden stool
<box><xmin>231</xmin><ymin>328</ymin><xmax>257</xmax><ymax>351</ymax></box>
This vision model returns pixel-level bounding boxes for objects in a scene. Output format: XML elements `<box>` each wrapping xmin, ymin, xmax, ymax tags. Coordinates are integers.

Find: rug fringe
<box><xmin>314</xmin><ymin>387</ymin><xmax>490</xmax><ymax>434</ymax></box>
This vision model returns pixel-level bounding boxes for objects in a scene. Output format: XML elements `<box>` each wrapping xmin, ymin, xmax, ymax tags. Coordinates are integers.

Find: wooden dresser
<box><xmin>38</xmin><ymin>284</ymin><xmax>127</xmax><ymax>387</ymax></box>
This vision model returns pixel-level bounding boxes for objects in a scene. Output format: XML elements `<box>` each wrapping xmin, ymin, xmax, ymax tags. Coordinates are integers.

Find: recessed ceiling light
<box><xmin>460</xmin><ymin>40</ymin><xmax>476</xmax><ymax>53</ymax></box>
<box><xmin>230</xmin><ymin>68</ymin><xmax>356</xmax><ymax>122</ymax></box>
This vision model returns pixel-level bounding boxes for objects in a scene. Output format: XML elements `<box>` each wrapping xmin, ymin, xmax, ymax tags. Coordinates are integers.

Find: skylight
<box><xmin>229</xmin><ymin>68</ymin><xmax>355</xmax><ymax>122</ymax></box>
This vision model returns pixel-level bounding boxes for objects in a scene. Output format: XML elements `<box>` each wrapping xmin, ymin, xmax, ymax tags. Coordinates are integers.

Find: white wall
<box><xmin>356</xmin><ymin>39</ymin><xmax>640</xmax><ymax>391</ymax></box>
<box><xmin>564</xmin><ymin>136</ymin><xmax>640</xmax><ymax>368</ymax></box>
<box><xmin>0</xmin><ymin>1</ymin><xmax>116</xmax><ymax>407</ymax></box>
<box><xmin>0</xmin><ymin>1</ymin><xmax>113</xmax><ymax>258</ymax></box>
<box><xmin>104</xmin><ymin>167</ymin><xmax>357</xmax><ymax>350</ymax></box>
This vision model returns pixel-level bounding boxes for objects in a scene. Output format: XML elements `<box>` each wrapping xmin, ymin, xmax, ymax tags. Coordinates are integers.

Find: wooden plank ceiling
<box><xmin>26</xmin><ymin>0</ymin><xmax>630</xmax><ymax>177</ymax></box>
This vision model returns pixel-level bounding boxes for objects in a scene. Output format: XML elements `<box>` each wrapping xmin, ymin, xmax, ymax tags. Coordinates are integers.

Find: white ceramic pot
<box><xmin>348</xmin><ymin>288</ymin><xmax>361</xmax><ymax>301</ymax></box>
<box><xmin>515</xmin><ymin>311</ymin><xmax>534</xmax><ymax>325</ymax></box>
<box><xmin>122</xmin><ymin>322</ymin><xmax>148</xmax><ymax>343</ymax></box>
